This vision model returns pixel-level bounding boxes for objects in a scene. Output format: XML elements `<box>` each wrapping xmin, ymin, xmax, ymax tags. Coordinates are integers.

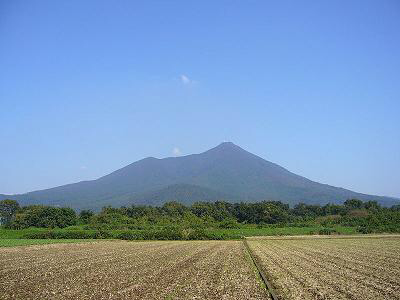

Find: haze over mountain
<box><xmin>1</xmin><ymin>142</ymin><xmax>398</xmax><ymax>210</ymax></box>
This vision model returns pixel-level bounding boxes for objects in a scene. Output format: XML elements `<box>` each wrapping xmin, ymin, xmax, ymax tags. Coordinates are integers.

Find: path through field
<box><xmin>0</xmin><ymin>240</ymin><xmax>267</xmax><ymax>300</ymax></box>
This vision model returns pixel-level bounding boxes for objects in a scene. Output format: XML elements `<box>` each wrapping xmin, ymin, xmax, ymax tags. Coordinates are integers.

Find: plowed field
<box><xmin>2</xmin><ymin>236</ymin><xmax>399</xmax><ymax>299</ymax></box>
<box><xmin>247</xmin><ymin>235</ymin><xmax>400</xmax><ymax>300</ymax></box>
<box><xmin>0</xmin><ymin>240</ymin><xmax>267</xmax><ymax>300</ymax></box>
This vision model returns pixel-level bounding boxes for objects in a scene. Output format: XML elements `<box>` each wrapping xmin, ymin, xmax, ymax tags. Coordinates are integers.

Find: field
<box><xmin>0</xmin><ymin>240</ymin><xmax>267</xmax><ymax>300</ymax></box>
<box><xmin>247</xmin><ymin>235</ymin><xmax>400</xmax><ymax>300</ymax></box>
<box><xmin>1</xmin><ymin>235</ymin><xmax>399</xmax><ymax>299</ymax></box>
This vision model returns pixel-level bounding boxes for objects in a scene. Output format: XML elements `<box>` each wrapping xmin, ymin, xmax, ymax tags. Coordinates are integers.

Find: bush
<box><xmin>358</xmin><ymin>226</ymin><xmax>374</xmax><ymax>234</ymax></box>
<box><xmin>116</xmin><ymin>227</ymin><xmax>184</xmax><ymax>240</ymax></box>
<box><xmin>22</xmin><ymin>230</ymin><xmax>112</xmax><ymax>239</ymax></box>
<box><xmin>218</xmin><ymin>219</ymin><xmax>240</xmax><ymax>229</ymax></box>
<box><xmin>318</xmin><ymin>228</ymin><xmax>338</xmax><ymax>235</ymax></box>
<box><xmin>92</xmin><ymin>230</ymin><xmax>113</xmax><ymax>239</ymax></box>
<box><xmin>9</xmin><ymin>206</ymin><xmax>77</xmax><ymax>229</ymax></box>
<box><xmin>357</xmin><ymin>225</ymin><xmax>400</xmax><ymax>234</ymax></box>
<box><xmin>116</xmin><ymin>228</ymin><xmax>240</xmax><ymax>240</ymax></box>
<box><xmin>63</xmin><ymin>225</ymin><xmax>84</xmax><ymax>230</ymax></box>
<box><xmin>154</xmin><ymin>226</ymin><xmax>184</xmax><ymax>240</ymax></box>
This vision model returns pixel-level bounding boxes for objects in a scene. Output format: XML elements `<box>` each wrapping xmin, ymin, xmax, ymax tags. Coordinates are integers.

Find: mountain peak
<box><xmin>204</xmin><ymin>142</ymin><xmax>246</xmax><ymax>156</ymax></box>
<box><xmin>218</xmin><ymin>141</ymin><xmax>235</xmax><ymax>146</ymax></box>
<box><xmin>214</xmin><ymin>141</ymin><xmax>241</xmax><ymax>150</ymax></box>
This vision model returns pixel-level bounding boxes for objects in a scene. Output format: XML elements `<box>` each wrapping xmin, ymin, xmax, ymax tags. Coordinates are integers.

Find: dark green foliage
<box><xmin>116</xmin><ymin>228</ymin><xmax>238</xmax><ymax>240</ymax></box>
<box><xmin>4</xmin><ymin>198</ymin><xmax>400</xmax><ymax>240</ymax></box>
<box><xmin>8</xmin><ymin>205</ymin><xmax>76</xmax><ymax>229</ymax></box>
<box><xmin>161</xmin><ymin>201</ymin><xmax>188</xmax><ymax>218</ymax></box>
<box><xmin>344</xmin><ymin>199</ymin><xmax>364</xmax><ymax>210</ymax></box>
<box><xmin>0</xmin><ymin>200</ymin><xmax>20</xmax><ymax>226</ymax></box>
<box><xmin>22</xmin><ymin>230</ymin><xmax>112</xmax><ymax>239</ymax></box>
<box><xmin>357</xmin><ymin>226</ymin><xmax>374</xmax><ymax>234</ymax></box>
<box><xmin>363</xmin><ymin>201</ymin><xmax>380</xmax><ymax>211</ymax></box>
<box><xmin>293</xmin><ymin>203</ymin><xmax>323</xmax><ymax>218</ymax></box>
<box><xmin>318</xmin><ymin>228</ymin><xmax>338</xmax><ymax>235</ymax></box>
<box><xmin>79</xmin><ymin>210</ymin><xmax>94</xmax><ymax>224</ymax></box>
<box><xmin>218</xmin><ymin>218</ymin><xmax>240</xmax><ymax>229</ymax></box>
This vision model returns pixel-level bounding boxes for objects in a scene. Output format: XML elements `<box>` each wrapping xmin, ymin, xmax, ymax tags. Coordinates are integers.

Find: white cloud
<box><xmin>180</xmin><ymin>74</ymin><xmax>190</xmax><ymax>85</ymax></box>
<box><xmin>178</xmin><ymin>74</ymin><xmax>198</xmax><ymax>87</ymax></box>
<box><xmin>80</xmin><ymin>166</ymin><xmax>87</xmax><ymax>170</ymax></box>
<box><xmin>172</xmin><ymin>147</ymin><xmax>182</xmax><ymax>156</ymax></box>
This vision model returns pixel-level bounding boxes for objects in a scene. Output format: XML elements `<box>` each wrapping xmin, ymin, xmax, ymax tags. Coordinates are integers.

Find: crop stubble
<box><xmin>247</xmin><ymin>236</ymin><xmax>400</xmax><ymax>300</ymax></box>
<box><xmin>0</xmin><ymin>240</ymin><xmax>267</xmax><ymax>300</ymax></box>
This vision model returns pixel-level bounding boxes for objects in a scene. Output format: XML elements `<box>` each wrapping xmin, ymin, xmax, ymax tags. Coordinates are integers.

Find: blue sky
<box><xmin>0</xmin><ymin>0</ymin><xmax>399</xmax><ymax>198</ymax></box>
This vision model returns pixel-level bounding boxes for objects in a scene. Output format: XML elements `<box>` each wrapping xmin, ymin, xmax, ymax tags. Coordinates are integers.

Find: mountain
<box><xmin>1</xmin><ymin>142</ymin><xmax>398</xmax><ymax>210</ymax></box>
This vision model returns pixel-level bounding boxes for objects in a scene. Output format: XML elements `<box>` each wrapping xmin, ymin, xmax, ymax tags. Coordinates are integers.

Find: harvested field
<box><xmin>247</xmin><ymin>235</ymin><xmax>400</xmax><ymax>300</ymax></box>
<box><xmin>0</xmin><ymin>240</ymin><xmax>267</xmax><ymax>300</ymax></box>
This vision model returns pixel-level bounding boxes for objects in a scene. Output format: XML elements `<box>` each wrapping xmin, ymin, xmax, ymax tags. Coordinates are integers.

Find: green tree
<box><xmin>162</xmin><ymin>201</ymin><xmax>187</xmax><ymax>218</ymax></box>
<box><xmin>363</xmin><ymin>201</ymin><xmax>381</xmax><ymax>211</ymax></box>
<box><xmin>0</xmin><ymin>199</ymin><xmax>20</xmax><ymax>226</ymax></box>
<box><xmin>15</xmin><ymin>205</ymin><xmax>77</xmax><ymax>228</ymax></box>
<box><xmin>259</xmin><ymin>202</ymin><xmax>290</xmax><ymax>224</ymax></box>
<box><xmin>79</xmin><ymin>209</ymin><xmax>94</xmax><ymax>224</ymax></box>
<box><xmin>344</xmin><ymin>199</ymin><xmax>363</xmax><ymax>210</ymax></box>
<box><xmin>191</xmin><ymin>202</ymin><xmax>214</xmax><ymax>218</ymax></box>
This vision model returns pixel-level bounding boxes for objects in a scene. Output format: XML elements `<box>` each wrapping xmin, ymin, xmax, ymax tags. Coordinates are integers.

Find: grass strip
<box><xmin>243</xmin><ymin>238</ymin><xmax>280</xmax><ymax>300</ymax></box>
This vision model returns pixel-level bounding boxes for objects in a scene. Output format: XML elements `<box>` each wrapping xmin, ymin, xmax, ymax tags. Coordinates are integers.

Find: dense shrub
<box><xmin>218</xmin><ymin>219</ymin><xmax>240</xmax><ymax>229</ymax></box>
<box><xmin>357</xmin><ymin>224</ymin><xmax>400</xmax><ymax>234</ymax></box>
<box><xmin>5</xmin><ymin>199</ymin><xmax>400</xmax><ymax>239</ymax></box>
<box><xmin>116</xmin><ymin>228</ymin><xmax>240</xmax><ymax>240</ymax></box>
<box><xmin>22</xmin><ymin>230</ymin><xmax>112</xmax><ymax>239</ymax></box>
<box><xmin>357</xmin><ymin>226</ymin><xmax>374</xmax><ymax>234</ymax></box>
<box><xmin>8</xmin><ymin>206</ymin><xmax>76</xmax><ymax>229</ymax></box>
<box><xmin>318</xmin><ymin>228</ymin><xmax>338</xmax><ymax>235</ymax></box>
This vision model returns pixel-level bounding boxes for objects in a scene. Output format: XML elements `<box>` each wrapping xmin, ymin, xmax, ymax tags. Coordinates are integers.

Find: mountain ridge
<box><xmin>1</xmin><ymin>142</ymin><xmax>398</xmax><ymax>210</ymax></box>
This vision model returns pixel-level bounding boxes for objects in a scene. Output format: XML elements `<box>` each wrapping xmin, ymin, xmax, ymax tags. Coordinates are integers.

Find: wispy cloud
<box><xmin>80</xmin><ymin>166</ymin><xmax>87</xmax><ymax>170</ymax></box>
<box><xmin>172</xmin><ymin>147</ymin><xmax>182</xmax><ymax>156</ymax></box>
<box><xmin>180</xmin><ymin>74</ymin><xmax>198</xmax><ymax>86</ymax></box>
<box><xmin>180</xmin><ymin>74</ymin><xmax>190</xmax><ymax>85</ymax></box>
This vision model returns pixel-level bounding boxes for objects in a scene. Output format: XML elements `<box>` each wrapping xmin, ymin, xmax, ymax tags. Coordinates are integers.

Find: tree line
<box><xmin>1</xmin><ymin>198</ymin><xmax>399</xmax><ymax>232</ymax></box>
